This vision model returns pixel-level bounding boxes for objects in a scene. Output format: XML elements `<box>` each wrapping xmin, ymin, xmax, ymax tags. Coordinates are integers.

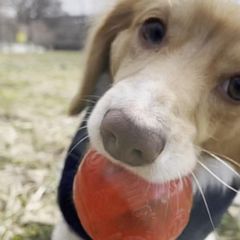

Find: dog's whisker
<box><xmin>176</xmin><ymin>172</ymin><xmax>182</xmax><ymax>219</ymax></box>
<box><xmin>191</xmin><ymin>172</ymin><xmax>216</xmax><ymax>233</ymax></box>
<box><xmin>210</xmin><ymin>151</ymin><xmax>240</xmax><ymax>170</ymax></box>
<box><xmin>68</xmin><ymin>135</ymin><xmax>89</xmax><ymax>157</ymax></box>
<box><xmin>197</xmin><ymin>161</ymin><xmax>238</xmax><ymax>193</ymax></box>
<box><xmin>76</xmin><ymin>126</ymin><xmax>88</xmax><ymax>132</ymax></box>
<box><xmin>196</xmin><ymin>146</ymin><xmax>240</xmax><ymax>170</ymax></box>
<box><xmin>177</xmin><ymin>172</ymin><xmax>183</xmax><ymax>188</ymax></box>
<box><xmin>84</xmin><ymin>112</ymin><xmax>92</xmax><ymax>117</ymax></box>
<box><xmin>91</xmin><ymin>151</ymin><xmax>100</xmax><ymax>163</ymax></box>
<box><xmin>201</xmin><ymin>150</ymin><xmax>240</xmax><ymax>178</ymax></box>
<box><xmin>194</xmin><ymin>146</ymin><xmax>240</xmax><ymax>177</ymax></box>
<box><xmin>81</xmin><ymin>115</ymin><xmax>93</xmax><ymax>124</ymax></box>
<box><xmin>81</xmin><ymin>117</ymin><xmax>92</xmax><ymax>125</ymax></box>
<box><xmin>81</xmin><ymin>98</ymin><xmax>97</xmax><ymax>104</ymax></box>
<box><xmin>161</xmin><ymin>168</ymin><xmax>171</xmax><ymax>218</ymax></box>
<box><xmin>86</xmin><ymin>94</ymin><xmax>101</xmax><ymax>99</ymax></box>
<box><xmin>166</xmin><ymin>180</ymin><xmax>170</xmax><ymax>218</ymax></box>
<box><xmin>203</xmin><ymin>134</ymin><xmax>220</xmax><ymax>143</ymax></box>
<box><xmin>83</xmin><ymin>110</ymin><xmax>94</xmax><ymax>118</ymax></box>
<box><xmin>81</xmin><ymin>120</ymin><xmax>89</xmax><ymax>124</ymax></box>
<box><xmin>84</xmin><ymin>112</ymin><xmax>93</xmax><ymax>117</ymax></box>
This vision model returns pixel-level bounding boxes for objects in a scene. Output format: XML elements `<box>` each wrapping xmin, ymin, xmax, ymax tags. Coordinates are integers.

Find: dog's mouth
<box><xmin>74</xmin><ymin>149</ymin><xmax>194</xmax><ymax>240</ymax></box>
<box><xmin>85</xmin><ymin>77</ymin><xmax>240</xmax><ymax>185</ymax></box>
<box><xmin>87</xmin><ymin>113</ymin><xmax>197</xmax><ymax>183</ymax></box>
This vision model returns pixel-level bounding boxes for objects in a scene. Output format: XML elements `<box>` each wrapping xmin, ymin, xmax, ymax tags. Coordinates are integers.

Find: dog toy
<box><xmin>74</xmin><ymin>150</ymin><xmax>193</xmax><ymax>240</ymax></box>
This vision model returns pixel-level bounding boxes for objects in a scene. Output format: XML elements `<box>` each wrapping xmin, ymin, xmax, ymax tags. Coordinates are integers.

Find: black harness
<box><xmin>58</xmin><ymin>81</ymin><xmax>240</xmax><ymax>239</ymax></box>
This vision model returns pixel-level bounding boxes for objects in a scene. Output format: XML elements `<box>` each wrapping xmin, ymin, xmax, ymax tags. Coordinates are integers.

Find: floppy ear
<box><xmin>69</xmin><ymin>1</ymin><xmax>134</xmax><ymax>115</ymax></box>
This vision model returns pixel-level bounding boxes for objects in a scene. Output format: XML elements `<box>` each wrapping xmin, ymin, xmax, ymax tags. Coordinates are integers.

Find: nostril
<box><xmin>132</xmin><ymin>149</ymin><xmax>143</xmax><ymax>160</ymax></box>
<box><xmin>103</xmin><ymin>130</ymin><xmax>117</xmax><ymax>147</ymax></box>
<box><xmin>108</xmin><ymin>132</ymin><xmax>117</xmax><ymax>146</ymax></box>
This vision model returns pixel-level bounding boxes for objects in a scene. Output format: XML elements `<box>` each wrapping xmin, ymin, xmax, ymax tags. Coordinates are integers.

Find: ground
<box><xmin>0</xmin><ymin>52</ymin><xmax>80</xmax><ymax>240</ymax></box>
<box><xmin>0</xmin><ymin>52</ymin><xmax>239</xmax><ymax>240</ymax></box>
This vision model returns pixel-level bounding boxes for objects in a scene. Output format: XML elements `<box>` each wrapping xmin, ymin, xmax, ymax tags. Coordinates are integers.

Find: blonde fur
<box><xmin>52</xmin><ymin>219</ymin><xmax>84</xmax><ymax>240</ymax></box>
<box><xmin>70</xmin><ymin>0</ymin><xmax>240</xmax><ymax>177</ymax></box>
<box><xmin>62</xmin><ymin>1</ymin><xmax>240</xmax><ymax>239</ymax></box>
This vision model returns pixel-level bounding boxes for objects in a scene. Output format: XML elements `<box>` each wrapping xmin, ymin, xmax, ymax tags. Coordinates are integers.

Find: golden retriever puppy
<box><xmin>71</xmin><ymin>0</ymin><xmax>240</xmax><ymax>180</ymax></box>
<box><xmin>53</xmin><ymin>0</ymin><xmax>240</xmax><ymax>239</ymax></box>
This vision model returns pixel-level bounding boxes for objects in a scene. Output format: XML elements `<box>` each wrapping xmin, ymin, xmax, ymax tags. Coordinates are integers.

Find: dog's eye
<box><xmin>140</xmin><ymin>18</ymin><xmax>166</xmax><ymax>47</ymax></box>
<box><xmin>222</xmin><ymin>76</ymin><xmax>240</xmax><ymax>102</ymax></box>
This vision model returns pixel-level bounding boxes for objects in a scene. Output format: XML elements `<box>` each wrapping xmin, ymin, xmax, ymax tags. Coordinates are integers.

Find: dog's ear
<box><xmin>69</xmin><ymin>1</ymin><xmax>134</xmax><ymax>115</ymax></box>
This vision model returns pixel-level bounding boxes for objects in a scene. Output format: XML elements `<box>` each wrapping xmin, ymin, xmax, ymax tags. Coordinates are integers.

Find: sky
<box><xmin>3</xmin><ymin>0</ymin><xmax>240</xmax><ymax>17</ymax></box>
<box><xmin>60</xmin><ymin>0</ymin><xmax>116</xmax><ymax>15</ymax></box>
<box><xmin>61</xmin><ymin>0</ymin><xmax>240</xmax><ymax>15</ymax></box>
<box><xmin>0</xmin><ymin>0</ymin><xmax>115</xmax><ymax>18</ymax></box>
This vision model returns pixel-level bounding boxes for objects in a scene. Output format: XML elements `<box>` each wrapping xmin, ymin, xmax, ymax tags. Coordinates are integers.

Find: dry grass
<box><xmin>0</xmin><ymin>52</ymin><xmax>239</xmax><ymax>240</ymax></box>
<box><xmin>0</xmin><ymin>52</ymin><xmax>80</xmax><ymax>240</ymax></box>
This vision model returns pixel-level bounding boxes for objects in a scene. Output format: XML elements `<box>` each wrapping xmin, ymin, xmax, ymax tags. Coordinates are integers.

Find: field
<box><xmin>0</xmin><ymin>52</ymin><xmax>239</xmax><ymax>240</ymax></box>
<box><xmin>0</xmin><ymin>52</ymin><xmax>81</xmax><ymax>240</ymax></box>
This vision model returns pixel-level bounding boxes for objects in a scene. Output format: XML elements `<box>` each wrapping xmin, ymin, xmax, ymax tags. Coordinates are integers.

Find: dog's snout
<box><xmin>100</xmin><ymin>110</ymin><xmax>165</xmax><ymax>166</ymax></box>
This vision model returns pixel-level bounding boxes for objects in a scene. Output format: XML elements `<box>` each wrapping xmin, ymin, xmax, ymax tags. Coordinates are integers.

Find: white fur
<box><xmin>194</xmin><ymin>154</ymin><xmax>237</xmax><ymax>193</ymax></box>
<box><xmin>88</xmin><ymin>71</ymin><xmax>197</xmax><ymax>183</ymax></box>
<box><xmin>205</xmin><ymin>233</ymin><xmax>218</xmax><ymax>240</ymax></box>
<box><xmin>52</xmin><ymin>219</ymin><xmax>83</xmax><ymax>240</ymax></box>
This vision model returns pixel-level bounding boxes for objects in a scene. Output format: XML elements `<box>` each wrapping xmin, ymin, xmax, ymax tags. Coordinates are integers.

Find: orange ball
<box><xmin>74</xmin><ymin>150</ymin><xmax>193</xmax><ymax>240</ymax></box>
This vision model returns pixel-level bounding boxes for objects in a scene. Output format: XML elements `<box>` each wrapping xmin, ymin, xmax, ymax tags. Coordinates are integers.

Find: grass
<box><xmin>218</xmin><ymin>213</ymin><xmax>240</xmax><ymax>240</ymax></box>
<box><xmin>0</xmin><ymin>52</ymin><xmax>81</xmax><ymax>240</ymax></box>
<box><xmin>11</xmin><ymin>224</ymin><xmax>52</xmax><ymax>240</ymax></box>
<box><xmin>0</xmin><ymin>51</ymin><xmax>239</xmax><ymax>240</ymax></box>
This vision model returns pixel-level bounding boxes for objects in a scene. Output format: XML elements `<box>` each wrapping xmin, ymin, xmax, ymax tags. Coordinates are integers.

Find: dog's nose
<box><xmin>100</xmin><ymin>110</ymin><xmax>165</xmax><ymax>166</ymax></box>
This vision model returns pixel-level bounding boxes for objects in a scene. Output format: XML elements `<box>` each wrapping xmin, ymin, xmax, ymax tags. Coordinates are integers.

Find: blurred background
<box><xmin>0</xmin><ymin>0</ymin><xmax>239</xmax><ymax>240</ymax></box>
<box><xmin>0</xmin><ymin>0</ymin><xmax>113</xmax><ymax>51</ymax></box>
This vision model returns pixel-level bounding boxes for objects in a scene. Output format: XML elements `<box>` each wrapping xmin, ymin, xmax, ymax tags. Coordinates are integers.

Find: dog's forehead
<box><xmin>118</xmin><ymin>0</ymin><xmax>240</xmax><ymax>73</ymax></box>
<box><xmin>132</xmin><ymin>0</ymin><xmax>240</xmax><ymax>41</ymax></box>
<box><xmin>134</xmin><ymin>0</ymin><xmax>240</xmax><ymax>16</ymax></box>
<box><xmin>132</xmin><ymin>0</ymin><xmax>240</xmax><ymax>24</ymax></box>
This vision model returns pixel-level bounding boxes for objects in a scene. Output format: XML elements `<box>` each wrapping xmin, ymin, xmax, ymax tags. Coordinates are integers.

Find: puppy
<box><xmin>53</xmin><ymin>0</ymin><xmax>240</xmax><ymax>239</ymax></box>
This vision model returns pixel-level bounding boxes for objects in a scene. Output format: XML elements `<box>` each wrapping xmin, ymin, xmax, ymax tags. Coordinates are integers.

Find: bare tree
<box><xmin>7</xmin><ymin>0</ymin><xmax>64</xmax><ymax>24</ymax></box>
